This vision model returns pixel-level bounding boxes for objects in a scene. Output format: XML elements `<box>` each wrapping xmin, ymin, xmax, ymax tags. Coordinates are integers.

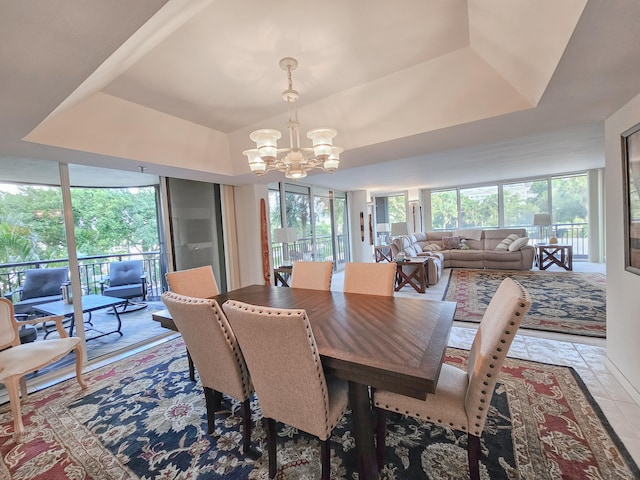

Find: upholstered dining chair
<box><xmin>165</xmin><ymin>265</ymin><xmax>220</xmax><ymax>381</ymax></box>
<box><xmin>373</xmin><ymin>277</ymin><xmax>531</xmax><ymax>480</ymax></box>
<box><xmin>224</xmin><ymin>300</ymin><xmax>349</xmax><ymax>480</ymax></box>
<box><xmin>0</xmin><ymin>297</ymin><xmax>86</xmax><ymax>441</ymax></box>
<box><xmin>165</xmin><ymin>265</ymin><xmax>219</xmax><ymax>299</ymax></box>
<box><xmin>100</xmin><ymin>260</ymin><xmax>148</xmax><ymax>313</ymax></box>
<box><xmin>289</xmin><ymin>261</ymin><xmax>333</xmax><ymax>290</ymax></box>
<box><xmin>161</xmin><ymin>292</ymin><xmax>258</xmax><ymax>458</ymax></box>
<box><xmin>343</xmin><ymin>262</ymin><xmax>396</xmax><ymax>296</ymax></box>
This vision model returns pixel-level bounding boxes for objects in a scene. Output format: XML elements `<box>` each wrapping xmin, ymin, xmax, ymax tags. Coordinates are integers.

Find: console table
<box><xmin>273</xmin><ymin>266</ymin><xmax>293</xmax><ymax>286</ymax></box>
<box><xmin>536</xmin><ymin>244</ymin><xmax>573</xmax><ymax>271</ymax></box>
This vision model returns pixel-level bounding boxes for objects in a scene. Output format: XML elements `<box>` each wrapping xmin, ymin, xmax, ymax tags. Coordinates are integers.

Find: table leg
<box><xmin>348</xmin><ymin>381</ymin><xmax>378</xmax><ymax>480</ymax></box>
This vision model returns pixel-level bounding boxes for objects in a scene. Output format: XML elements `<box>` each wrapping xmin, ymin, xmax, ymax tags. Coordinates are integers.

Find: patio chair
<box><xmin>4</xmin><ymin>267</ymin><xmax>68</xmax><ymax>315</ymax></box>
<box><xmin>0</xmin><ymin>297</ymin><xmax>86</xmax><ymax>441</ymax></box>
<box><xmin>373</xmin><ymin>278</ymin><xmax>531</xmax><ymax>480</ymax></box>
<box><xmin>100</xmin><ymin>260</ymin><xmax>148</xmax><ymax>313</ymax></box>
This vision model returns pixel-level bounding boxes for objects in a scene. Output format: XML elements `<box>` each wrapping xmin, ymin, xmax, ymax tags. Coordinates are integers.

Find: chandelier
<box><xmin>243</xmin><ymin>57</ymin><xmax>343</xmax><ymax>179</ymax></box>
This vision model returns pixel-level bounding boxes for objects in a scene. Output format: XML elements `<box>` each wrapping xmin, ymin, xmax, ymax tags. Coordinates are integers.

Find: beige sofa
<box><xmin>391</xmin><ymin>228</ymin><xmax>534</xmax><ymax>283</ymax></box>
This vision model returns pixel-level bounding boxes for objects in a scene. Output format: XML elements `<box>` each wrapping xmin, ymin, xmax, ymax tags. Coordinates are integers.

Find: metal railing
<box><xmin>272</xmin><ymin>234</ymin><xmax>348</xmax><ymax>268</ymax></box>
<box><xmin>0</xmin><ymin>252</ymin><xmax>163</xmax><ymax>301</ymax></box>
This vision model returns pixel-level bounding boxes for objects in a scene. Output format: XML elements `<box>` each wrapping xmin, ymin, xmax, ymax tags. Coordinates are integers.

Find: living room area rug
<box><xmin>443</xmin><ymin>269</ymin><xmax>607</xmax><ymax>337</ymax></box>
<box><xmin>2</xmin><ymin>336</ymin><xmax>637</xmax><ymax>479</ymax></box>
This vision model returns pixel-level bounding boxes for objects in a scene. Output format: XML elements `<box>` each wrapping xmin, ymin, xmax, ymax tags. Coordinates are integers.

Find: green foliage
<box><xmin>0</xmin><ymin>185</ymin><xmax>159</xmax><ymax>263</ymax></box>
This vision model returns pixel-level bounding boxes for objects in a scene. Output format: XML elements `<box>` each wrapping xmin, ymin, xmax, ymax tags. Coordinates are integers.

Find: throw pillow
<box><xmin>422</xmin><ymin>243</ymin><xmax>442</xmax><ymax>251</ymax></box>
<box><xmin>508</xmin><ymin>236</ymin><xmax>530</xmax><ymax>251</ymax></box>
<box><xmin>495</xmin><ymin>233</ymin><xmax>520</xmax><ymax>251</ymax></box>
<box><xmin>442</xmin><ymin>236</ymin><xmax>461</xmax><ymax>250</ymax></box>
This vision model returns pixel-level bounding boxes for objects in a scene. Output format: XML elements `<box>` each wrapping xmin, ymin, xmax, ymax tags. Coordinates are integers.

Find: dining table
<box><xmin>152</xmin><ymin>284</ymin><xmax>456</xmax><ymax>480</ymax></box>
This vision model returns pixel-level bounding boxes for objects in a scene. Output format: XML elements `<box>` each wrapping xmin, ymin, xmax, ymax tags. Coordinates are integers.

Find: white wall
<box><xmin>232</xmin><ymin>184</ymin><xmax>270</xmax><ymax>287</ymax></box>
<box><xmin>348</xmin><ymin>190</ymin><xmax>374</xmax><ymax>262</ymax></box>
<box><xmin>604</xmin><ymin>93</ymin><xmax>640</xmax><ymax>404</ymax></box>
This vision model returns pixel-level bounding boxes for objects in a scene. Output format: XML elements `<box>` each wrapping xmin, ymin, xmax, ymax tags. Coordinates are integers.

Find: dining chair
<box><xmin>165</xmin><ymin>265</ymin><xmax>219</xmax><ymax>299</ymax></box>
<box><xmin>224</xmin><ymin>300</ymin><xmax>349</xmax><ymax>480</ymax></box>
<box><xmin>165</xmin><ymin>265</ymin><xmax>220</xmax><ymax>381</ymax></box>
<box><xmin>373</xmin><ymin>277</ymin><xmax>531</xmax><ymax>480</ymax></box>
<box><xmin>289</xmin><ymin>261</ymin><xmax>333</xmax><ymax>290</ymax></box>
<box><xmin>0</xmin><ymin>297</ymin><xmax>86</xmax><ymax>441</ymax></box>
<box><xmin>160</xmin><ymin>292</ymin><xmax>258</xmax><ymax>458</ymax></box>
<box><xmin>343</xmin><ymin>262</ymin><xmax>396</xmax><ymax>296</ymax></box>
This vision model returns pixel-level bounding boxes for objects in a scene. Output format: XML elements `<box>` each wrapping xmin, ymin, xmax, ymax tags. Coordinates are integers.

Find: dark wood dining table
<box><xmin>152</xmin><ymin>284</ymin><xmax>456</xmax><ymax>480</ymax></box>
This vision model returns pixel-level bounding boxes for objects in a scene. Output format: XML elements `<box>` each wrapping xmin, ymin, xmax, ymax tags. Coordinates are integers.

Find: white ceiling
<box><xmin>2</xmin><ymin>0</ymin><xmax>640</xmax><ymax>192</ymax></box>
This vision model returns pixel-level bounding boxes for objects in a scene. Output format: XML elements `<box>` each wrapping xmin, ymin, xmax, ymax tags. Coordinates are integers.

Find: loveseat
<box><xmin>390</xmin><ymin>228</ymin><xmax>534</xmax><ymax>284</ymax></box>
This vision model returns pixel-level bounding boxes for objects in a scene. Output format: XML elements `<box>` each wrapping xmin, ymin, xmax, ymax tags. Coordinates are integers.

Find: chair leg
<box><xmin>6</xmin><ymin>377</ymin><xmax>24</xmax><ymax>441</ymax></box>
<box><xmin>74</xmin><ymin>345</ymin><xmax>88</xmax><ymax>389</ymax></box>
<box><xmin>467</xmin><ymin>434</ymin><xmax>481</xmax><ymax>480</ymax></box>
<box><xmin>204</xmin><ymin>387</ymin><xmax>222</xmax><ymax>435</ymax></box>
<box><xmin>320</xmin><ymin>438</ymin><xmax>330</xmax><ymax>480</ymax></box>
<box><xmin>241</xmin><ymin>398</ymin><xmax>260</xmax><ymax>459</ymax></box>
<box><xmin>375</xmin><ymin>407</ymin><xmax>387</xmax><ymax>471</ymax></box>
<box><xmin>187</xmin><ymin>350</ymin><xmax>196</xmax><ymax>381</ymax></box>
<box><xmin>265</xmin><ymin>417</ymin><xmax>277</xmax><ymax>479</ymax></box>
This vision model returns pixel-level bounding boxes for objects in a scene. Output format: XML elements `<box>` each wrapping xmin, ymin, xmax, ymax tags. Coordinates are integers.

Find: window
<box><xmin>459</xmin><ymin>185</ymin><xmax>498</xmax><ymax>228</ymax></box>
<box><xmin>431</xmin><ymin>190</ymin><xmax>458</xmax><ymax>230</ymax></box>
<box><xmin>503</xmin><ymin>180</ymin><xmax>548</xmax><ymax>227</ymax></box>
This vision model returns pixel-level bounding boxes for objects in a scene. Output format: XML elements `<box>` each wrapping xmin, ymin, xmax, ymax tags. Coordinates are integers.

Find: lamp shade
<box><xmin>533</xmin><ymin>213</ymin><xmax>551</xmax><ymax>226</ymax></box>
<box><xmin>390</xmin><ymin>222</ymin><xmax>409</xmax><ymax>237</ymax></box>
<box><xmin>273</xmin><ymin>227</ymin><xmax>297</xmax><ymax>243</ymax></box>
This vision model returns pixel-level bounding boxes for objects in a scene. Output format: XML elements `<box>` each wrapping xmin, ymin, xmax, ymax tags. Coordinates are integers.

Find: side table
<box><xmin>395</xmin><ymin>257</ymin><xmax>429</xmax><ymax>293</ymax></box>
<box><xmin>375</xmin><ymin>245</ymin><xmax>393</xmax><ymax>262</ymax></box>
<box><xmin>536</xmin><ymin>244</ymin><xmax>573</xmax><ymax>271</ymax></box>
<box><xmin>274</xmin><ymin>266</ymin><xmax>293</xmax><ymax>286</ymax></box>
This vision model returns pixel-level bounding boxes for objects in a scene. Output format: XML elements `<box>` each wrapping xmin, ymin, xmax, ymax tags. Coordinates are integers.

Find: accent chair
<box><xmin>0</xmin><ymin>297</ymin><xmax>86</xmax><ymax>441</ymax></box>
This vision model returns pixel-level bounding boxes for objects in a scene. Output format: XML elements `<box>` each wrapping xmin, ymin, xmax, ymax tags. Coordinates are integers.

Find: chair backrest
<box><xmin>224</xmin><ymin>299</ymin><xmax>333</xmax><ymax>439</ymax></box>
<box><xmin>108</xmin><ymin>260</ymin><xmax>143</xmax><ymax>287</ymax></box>
<box><xmin>161</xmin><ymin>292</ymin><xmax>251</xmax><ymax>401</ymax></box>
<box><xmin>343</xmin><ymin>262</ymin><xmax>396</xmax><ymax>296</ymax></box>
<box><xmin>165</xmin><ymin>265</ymin><xmax>219</xmax><ymax>298</ymax></box>
<box><xmin>465</xmin><ymin>277</ymin><xmax>531</xmax><ymax>436</ymax></box>
<box><xmin>20</xmin><ymin>268</ymin><xmax>68</xmax><ymax>300</ymax></box>
<box><xmin>290</xmin><ymin>261</ymin><xmax>333</xmax><ymax>290</ymax></box>
<box><xmin>0</xmin><ymin>298</ymin><xmax>20</xmax><ymax>349</ymax></box>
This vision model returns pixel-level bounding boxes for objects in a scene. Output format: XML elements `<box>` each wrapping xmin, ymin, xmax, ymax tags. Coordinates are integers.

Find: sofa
<box><xmin>390</xmin><ymin>228</ymin><xmax>534</xmax><ymax>284</ymax></box>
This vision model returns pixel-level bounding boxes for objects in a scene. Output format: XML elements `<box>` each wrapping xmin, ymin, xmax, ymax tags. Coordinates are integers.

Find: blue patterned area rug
<box><xmin>443</xmin><ymin>269</ymin><xmax>607</xmax><ymax>337</ymax></box>
<box><xmin>1</xmin><ymin>337</ymin><xmax>637</xmax><ymax>479</ymax></box>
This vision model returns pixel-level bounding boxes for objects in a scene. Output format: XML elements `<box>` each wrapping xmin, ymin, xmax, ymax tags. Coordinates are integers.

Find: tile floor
<box><xmin>332</xmin><ymin>261</ymin><xmax>640</xmax><ymax>467</ymax></box>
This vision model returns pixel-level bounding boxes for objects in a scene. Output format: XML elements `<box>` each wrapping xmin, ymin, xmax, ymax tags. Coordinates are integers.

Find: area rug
<box><xmin>443</xmin><ymin>269</ymin><xmax>607</xmax><ymax>337</ymax></box>
<box><xmin>1</xmin><ymin>337</ymin><xmax>637</xmax><ymax>479</ymax></box>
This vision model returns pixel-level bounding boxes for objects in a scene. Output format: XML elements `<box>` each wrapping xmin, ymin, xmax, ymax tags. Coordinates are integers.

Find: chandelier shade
<box><xmin>243</xmin><ymin>57</ymin><xmax>342</xmax><ymax>179</ymax></box>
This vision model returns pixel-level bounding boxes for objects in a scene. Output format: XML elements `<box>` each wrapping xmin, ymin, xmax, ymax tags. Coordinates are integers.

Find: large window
<box><xmin>430</xmin><ymin>173</ymin><xmax>590</xmax><ymax>255</ymax></box>
<box><xmin>269</xmin><ymin>182</ymin><xmax>349</xmax><ymax>269</ymax></box>
<box><xmin>374</xmin><ymin>194</ymin><xmax>406</xmax><ymax>244</ymax></box>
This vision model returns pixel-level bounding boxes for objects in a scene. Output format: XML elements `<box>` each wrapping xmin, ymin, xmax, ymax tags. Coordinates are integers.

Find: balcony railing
<box><xmin>0</xmin><ymin>252</ymin><xmax>163</xmax><ymax>301</ymax></box>
<box><xmin>271</xmin><ymin>234</ymin><xmax>347</xmax><ymax>268</ymax></box>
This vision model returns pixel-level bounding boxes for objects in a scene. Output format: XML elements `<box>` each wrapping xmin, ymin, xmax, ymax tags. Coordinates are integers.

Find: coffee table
<box><xmin>33</xmin><ymin>294</ymin><xmax>127</xmax><ymax>340</ymax></box>
<box><xmin>395</xmin><ymin>257</ymin><xmax>429</xmax><ymax>293</ymax></box>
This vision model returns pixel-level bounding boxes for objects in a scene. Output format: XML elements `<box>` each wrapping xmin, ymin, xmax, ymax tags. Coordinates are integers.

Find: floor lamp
<box><xmin>533</xmin><ymin>214</ymin><xmax>551</xmax><ymax>244</ymax></box>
